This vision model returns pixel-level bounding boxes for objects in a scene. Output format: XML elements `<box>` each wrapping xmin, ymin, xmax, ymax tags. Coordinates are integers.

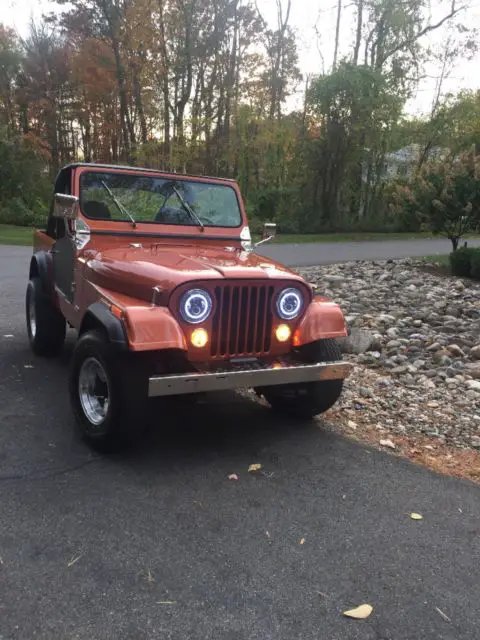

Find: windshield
<box><xmin>79</xmin><ymin>171</ymin><xmax>242</xmax><ymax>228</ymax></box>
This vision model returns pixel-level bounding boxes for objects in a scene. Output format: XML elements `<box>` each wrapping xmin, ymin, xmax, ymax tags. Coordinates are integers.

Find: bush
<box><xmin>449</xmin><ymin>246</ymin><xmax>475</xmax><ymax>276</ymax></box>
<box><xmin>391</xmin><ymin>151</ymin><xmax>480</xmax><ymax>251</ymax></box>
<box><xmin>0</xmin><ymin>132</ymin><xmax>51</xmax><ymax>226</ymax></box>
<box><xmin>0</xmin><ymin>197</ymin><xmax>48</xmax><ymax>227</ymax></box>
<box><xmin>470</xmin><ymin>248</ymin><xmax>480</xmax><ymax>280</ymax></box>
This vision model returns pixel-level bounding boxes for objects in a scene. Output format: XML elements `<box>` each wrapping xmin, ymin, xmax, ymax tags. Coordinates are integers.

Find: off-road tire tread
<box><xmin>69</xmin><ymin>330</ymin><xmax>148</xmax><ymax>452</ymax></box>
<box><xmin>26</xmin><ymin>277</ymin><xmax>66</xmax><ymax>357</ymax></box>
<box><xmin>260</xmin><ymin>338</ymin><xmax>344</xmax><ymax>419</ymax></box>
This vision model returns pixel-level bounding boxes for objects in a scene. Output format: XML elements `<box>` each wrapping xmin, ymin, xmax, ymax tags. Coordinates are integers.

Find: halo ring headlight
<box><xmin>276</xmin><ymin>287</ymin><xmax>303</xmax><ymax>320</ymax></box>
<box><xmin>180</xmin><ymin>289</ymin><xmax>212</xmax><ymax>324</ymax></box>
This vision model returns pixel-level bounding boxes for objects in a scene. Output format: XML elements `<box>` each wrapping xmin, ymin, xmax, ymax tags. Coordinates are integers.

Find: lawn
<box><xmin>0</xmin><ymin>224</ymin><xmax>34</xmax><ymax>246</ymax></box>
<box><xmin>421</xmin><ymin>254</ymin><xmax>450</xmax><ymax>267</ymax></box>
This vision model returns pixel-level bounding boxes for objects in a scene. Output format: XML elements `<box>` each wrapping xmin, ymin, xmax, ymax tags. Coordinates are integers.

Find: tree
<box><xmin>0</xmin><ymin>26</ymin><xmax>21</xmax><ymax>133</ymax></box>
<box><xmin>392</xmin><ymin>150</ymin><xmax>480</xmax><ymax>250</ymax></box>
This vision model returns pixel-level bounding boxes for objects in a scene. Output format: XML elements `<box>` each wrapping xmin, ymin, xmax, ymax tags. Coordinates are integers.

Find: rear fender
<box><xmin>294</xmin><ymin>297</ymin><xmax>347</xmax><ymax>347</ymax></box>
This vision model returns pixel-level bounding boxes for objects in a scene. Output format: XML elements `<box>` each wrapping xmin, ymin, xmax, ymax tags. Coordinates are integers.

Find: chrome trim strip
<box><xmin>148</xmin><ymin>361</ymin><xmax>352</xmax><ymax>397</ymax></box>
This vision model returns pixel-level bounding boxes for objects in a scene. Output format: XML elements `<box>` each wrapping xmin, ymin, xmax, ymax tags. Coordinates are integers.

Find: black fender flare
<box><xmin>29</xmin><ymin>251</ymin><xmax>53</xmax><ymax>296</ymax></box>
<box><xmin>80</xmin><ymin>302</ymin><xmax>128</xmax><ymax>350</ymax></box>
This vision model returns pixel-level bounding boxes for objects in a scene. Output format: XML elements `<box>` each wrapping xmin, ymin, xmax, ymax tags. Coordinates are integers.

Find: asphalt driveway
<box><xmin>257</xmin><ymin>237</ymin><xmax>480</xmax><ymax>266</ymax></box>
<box><xmin>0</xmin><ymin>245</ymin><xmax>479</xmax><ymax>639</ymax></box>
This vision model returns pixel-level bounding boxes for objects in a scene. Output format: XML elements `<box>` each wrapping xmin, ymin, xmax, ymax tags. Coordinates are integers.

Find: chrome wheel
<box><xmin>78</xmin><ymin>357</ymin><xmax>110</xmax><ymax>426</ymax></box>
<box><xmin>28</xmin><ymin>291</ymin><xmax>36</xmax><ymax>338</ymax></box>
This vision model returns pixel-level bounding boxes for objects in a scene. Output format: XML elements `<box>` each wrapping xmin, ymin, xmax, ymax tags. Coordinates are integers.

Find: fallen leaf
<box><xmin>410</xmin><ymin>512</ymin><xmax>423</xmax><ymax>520</ymax></box>
<box><xmin>157</xmin><ymin>600</ymin><xmax>176</xmax><ymax>605</ymax></box>
<box><xmin>343</xmin><ymin>604</ymin><xmax>373</xmax><ymax>619</ymax></box>
<box><xmin>347</xmin><ymin>420</ymin><xmax>357</xmax><ymax>430</ymax></box>
<box><xmin>67</xmin><ymin>553</ymin><xmax>83</xmax><ymax>567</ymax></box>
<box><xmin>147</xmin><ymin>569</ymin><xmax>155</xmax><ymax>583</ymax></box>
<box><xmin>248</xmin><ymin>463</ymin><xmax>262</xmax><ymax>472</ymax></box>
<box><xmin>435</xmin><ymin>607</ymin><xmax>451</xmax><ymax>622</ymax></box>
<box><xmin>380</xmin><ymin>439</ymin><xmax>396</xmax><ymax>450</ymax></box>
<box><xmin>299</xmin><ymin>538</ymin><xmax>305</xmax><ymax>545</ymax></box>
<box><xmin>228</xmin><ymin>473</ymin><xmax>239</xmax><ymax>481</ymax></box>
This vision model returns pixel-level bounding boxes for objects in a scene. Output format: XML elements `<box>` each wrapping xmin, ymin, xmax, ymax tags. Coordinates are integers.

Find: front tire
<box><xmin>26</xmin><ymin>277</ymin><xmax>66</xmax><ymax>357</ymax></box>
<box><xmin>69</xmin><ymin>330</ymin><xmax>148</xmax><ymax>452</ymax></box>
<box><xmin>259</xmin><ymin>339</ymin><xmax>344</xmax><ymax>419</ymax></box>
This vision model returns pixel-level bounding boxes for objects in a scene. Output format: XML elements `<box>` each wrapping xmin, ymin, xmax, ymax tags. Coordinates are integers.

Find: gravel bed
<box><xmin>297</xmin><ymin>259</ymin><xmax>480</xmax><ymax>451</ymax></box>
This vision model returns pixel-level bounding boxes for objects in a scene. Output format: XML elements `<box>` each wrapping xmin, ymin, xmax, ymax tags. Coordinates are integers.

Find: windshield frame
<box><xmin>78</xmin><ymin>168</ymin><xmax>244</xmax><ymax>230</ymax></box>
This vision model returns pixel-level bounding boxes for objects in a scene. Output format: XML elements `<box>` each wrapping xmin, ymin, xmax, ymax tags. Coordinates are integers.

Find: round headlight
<box><xmin>180</xmin><ymin>289</ymin><xmax>212</xmax><ymax>324</ymax></box>
<box><xmin>276</xmin><ymin>287</ymin><xmax>303</xmax><ymax>320</ymax></box>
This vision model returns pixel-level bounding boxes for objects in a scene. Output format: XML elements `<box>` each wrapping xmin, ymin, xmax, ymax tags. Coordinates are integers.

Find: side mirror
<box><xmin>262</xmin><ymin>222</ymin><xmax>276</xmax><ymax>241</ymax></box>
<box><xmin>254</xmin><ymin>222</ymin><xmax>277</xmax><ymax>247</ymax></box>
<box><xmin>53</xmin><ymin>193</ymin><xmax>79</xmax><ymax>220</ymax></box>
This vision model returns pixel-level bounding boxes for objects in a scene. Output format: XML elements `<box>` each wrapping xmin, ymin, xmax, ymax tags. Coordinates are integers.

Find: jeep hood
<box><xmin>84</xmin><ymin>241</ymin><xmax>301</xmax><ymax>303</ymax></box>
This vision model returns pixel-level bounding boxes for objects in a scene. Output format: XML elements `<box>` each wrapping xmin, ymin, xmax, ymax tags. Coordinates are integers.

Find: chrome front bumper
<box><xmin>148</xmin><ymin>361</ymin><xmax>353</xmax><ymax>398</ymax></box>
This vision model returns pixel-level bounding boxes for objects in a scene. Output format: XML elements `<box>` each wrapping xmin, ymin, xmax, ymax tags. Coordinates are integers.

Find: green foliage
<box><xmin>391</xmin><ymin>151</ymin><xmax>480</xmax><ymax>249</ymax></box>
<box><xmin>449</xmin><ymin>246</ymin><xmax>475</xmax><ymax>276</ymax></box>
<box><xmin>305</xmin><ymin>63</ymin><xmax>404</xmax><ymax>229</ymax></box>
<box><xmin>0</xmin><ymin>132</ymin><xmax>51</xmax><ymax>226</ymax></box>
<box><xmin>437</xmin><ymin>90</ymin><xmax>480</xmax><ymax>154</ymax></box>
<box><xmin>249</xmin><ymin>186</ymin><xmax>304</xmax><ymax>233</ymax></box>
<box><xmin>469</xmin><ymin>248</ymin><xmax>480</xmax><ymax>280</ymax></box>
<box><xmin>449</xmin><ymin>247</ymin><xmax>480</xmax><ymax>279</ymax></box>
<box><xmin>0</xmin><ymin>197</ymin><xmax>47</xmax><ymax>227</ymax></box>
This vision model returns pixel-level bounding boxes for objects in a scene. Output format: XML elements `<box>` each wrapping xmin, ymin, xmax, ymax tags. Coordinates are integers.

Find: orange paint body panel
<box><xmin>294</xmin><ymin>297</ymin><xmax>348</xmax><ymax>347</ymax></box>
<box><xmin>123</xmin><ymin>306</ymin><xmax>187</xmax><ymax>351</ymax></box>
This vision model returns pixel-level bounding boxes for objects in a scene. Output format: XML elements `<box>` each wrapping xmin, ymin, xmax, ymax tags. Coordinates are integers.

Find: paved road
<box><xmin>1</xmin><ymin>244</ymin><xmax>479</xmax><ymax>639</ymax></box>
<box><xmin>258</xmin><ymin>237</ymin><xmax>480</xmax><ymax>266</ymax></box>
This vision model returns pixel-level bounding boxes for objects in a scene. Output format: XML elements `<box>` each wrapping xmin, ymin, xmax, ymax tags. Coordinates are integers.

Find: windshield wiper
<box><xmin>172</xmin><ymin>185</ymin><xmax>204</xmax><ymax>231</ymax></box>
<box><xmin>100</xmin><ymin>180</ymin><xmax>136</xmax><ymax>228</ymax></box>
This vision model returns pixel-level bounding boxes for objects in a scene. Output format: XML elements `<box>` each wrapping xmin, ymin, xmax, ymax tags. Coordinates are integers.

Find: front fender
<box><xmin>294</xmin><ymin>297</ymin><xmax>347</xmax><ymax>347</ymax></box>
<box><xmin>83</xmin><ymin>282</ymin><xmax>188</xmax><ymax>352</ymax></box>
<box><xmin>123</xmin><ymin>305</ymin><xmax>187</xmax><ymax>352</ymax></box>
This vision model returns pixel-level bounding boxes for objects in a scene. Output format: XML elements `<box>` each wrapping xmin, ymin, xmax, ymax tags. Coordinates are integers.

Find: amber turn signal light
<box><xmin>275</xmin><ymin>324</ymin><xmax>291</xmax><ymax>343</ymax></box>
<box><xmin>191</xmin><ymin>328</ymin><xmax>209</xmax><ymax>348</ymax></box>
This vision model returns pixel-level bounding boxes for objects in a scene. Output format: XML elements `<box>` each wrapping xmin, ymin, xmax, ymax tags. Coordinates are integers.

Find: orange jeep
<box><xmin>26</xmin><ymin>163</ymin><xmax>352</xmax><ymax>451</ymax></box>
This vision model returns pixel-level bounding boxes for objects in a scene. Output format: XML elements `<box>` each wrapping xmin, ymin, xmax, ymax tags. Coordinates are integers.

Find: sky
<box><xmin>2</xmin><ymin>0</ymin><xmax>480</xmax><ymax>117</ymax></box>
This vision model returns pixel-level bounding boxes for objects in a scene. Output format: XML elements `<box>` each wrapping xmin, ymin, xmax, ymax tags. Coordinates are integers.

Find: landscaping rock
<box><xmin>470</xmin><ymin>345</ymin><xmax>480</xmax><ymax>360</ymax></box>
<box><xmin>299</xmin><ymin>258</ymin><xmax>480</xmax><ymax>451</ymax></box>
<box><xmin>337</xmin><ymin>328</ymin><xmax>374</xmax><ymax>354</ymax></box>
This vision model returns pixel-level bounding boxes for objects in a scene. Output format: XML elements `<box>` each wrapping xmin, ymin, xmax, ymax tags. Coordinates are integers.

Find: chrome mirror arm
<box><xmin>254</xmin><ymin>234</ymin><xmax>275</xmax><ymax>248</ymax></box>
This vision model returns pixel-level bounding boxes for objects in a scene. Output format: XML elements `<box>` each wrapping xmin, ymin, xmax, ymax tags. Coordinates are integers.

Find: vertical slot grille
<box><xmin>211</xmin><ymin>284</ymin><xmax>274</xmax><ymax>357</ymax></box>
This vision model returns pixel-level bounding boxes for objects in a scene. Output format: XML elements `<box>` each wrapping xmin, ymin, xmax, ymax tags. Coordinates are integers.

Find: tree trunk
<box><xmin>133</xmin><ymin>66</ymin><xmax>148</xmax><ymax>145</ymax></box>
<box><xmin>111</xmin><ymin>40</ymin><xmax>134</xmax><ymax>163</ymax></box>
<box><xmin>333</xmin><ymin>0</ymin><xmax>342</xmax><ymax>71</ymax></box>
<box><xmin>450</xmin><ymin>236</ymin><xmax>459</xmax><ymax>251</ymax></box>
<box><xmin>353</xmin><ymin>0</ymin><xmax>363</xmax><ymax>65</ymax></box>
